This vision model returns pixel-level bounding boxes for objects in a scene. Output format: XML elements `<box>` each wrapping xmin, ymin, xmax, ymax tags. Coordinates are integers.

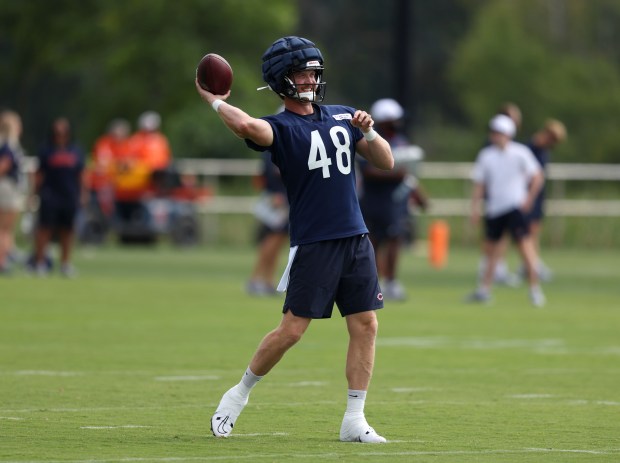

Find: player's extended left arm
<box><xmin>352</xmin><ymin>110</ymin><xmax>394</xmax><ymax>170</ymax></box>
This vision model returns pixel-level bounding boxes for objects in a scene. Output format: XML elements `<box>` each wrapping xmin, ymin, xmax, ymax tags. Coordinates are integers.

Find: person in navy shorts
<box><xmin>466</xmin><ymin>114</ymin><xmax>545</xmax><ymax>307</ymax></box>
<box><xmin>524</xmin><ymin>119</ymin><xmax>567</xmax><ymax>281</ymax></box>
<box><xmin>30</xmin><ymin>117</ymin><xmax>85</xmax><ymax>276</ymax></box>
<box><xmin>196</xmin><ymin>36</ymin><xmax>394</xmax><ymax>443</ymax></box>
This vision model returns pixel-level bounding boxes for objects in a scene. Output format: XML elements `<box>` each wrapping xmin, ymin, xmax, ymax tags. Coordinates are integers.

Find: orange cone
<box><xmin>428</xmin><ymin>220</ymin><xmax>449</xmax><ymax>268</ymax></box>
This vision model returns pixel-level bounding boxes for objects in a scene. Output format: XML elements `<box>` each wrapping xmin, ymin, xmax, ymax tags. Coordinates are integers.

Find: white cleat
<box><xmin>382</xmin><ymin>280</ymin><xmax>406</xmax><ymax>301</ymax></box>
<box><xmin>529</xmin><ymin>289</ymin><xmax>546</xmax><ymax>308</ymax></box>
<box><xmin>340</xmin><ymin>417</ymin><xmax>387</xmax><ymax>443</ymax></box>
<box><xmin>210</xmin><ymin>385</ymin><xmax>248</xmax><ymax>438</ymax></box>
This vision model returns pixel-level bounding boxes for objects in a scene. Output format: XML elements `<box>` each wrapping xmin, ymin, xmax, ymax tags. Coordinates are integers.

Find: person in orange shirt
<box><xmin>128</xmin><ymin>111</ymin><xmax>171</xmax><ymax>173</ymax></box>
<box><xmin>112</xmin><ymin>111</ymin><xmax>171</xmax><ymax>239</ymax></box>
<box><xmin>90</xmin><ymin>119</ymin><xmax>131</xmax><ymax>217</ymax></box>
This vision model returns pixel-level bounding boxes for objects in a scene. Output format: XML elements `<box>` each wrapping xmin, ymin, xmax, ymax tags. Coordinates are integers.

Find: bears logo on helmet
<box><xmin>261</xmin><ymin>36</ymin><xmax>326</xmax><ymax>102</ymax></box>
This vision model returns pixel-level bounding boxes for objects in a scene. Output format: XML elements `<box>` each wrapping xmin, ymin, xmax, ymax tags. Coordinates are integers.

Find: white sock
<box><xmin>477</xmin><ymin>285</ymin><xmax>490</xmax><ymax>295</ymax></box>
<box><xmin>237</xmin><ymin>367</ymin><xmax>262</xmax><ymax>398</ymax></box>
<box><xmin>495</xmin><ymin>260</ymin><xmax>509</xmax><ymax>278</ymax></box>
<box><xmin>530</xmin><ymin>284</ymin><xmax>543</xmax><ymax>295</ymax></box>
<box><xmin>345</xmin><ymin>389</ymin><xmax>367</xmax><ymax>417</ymax></box>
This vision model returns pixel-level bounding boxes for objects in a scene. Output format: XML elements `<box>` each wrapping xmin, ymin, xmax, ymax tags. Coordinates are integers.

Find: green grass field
<box><xmin>1</xmin><ymin>243</ymin><xmax>619</xmax><ymax>462</ymax></box>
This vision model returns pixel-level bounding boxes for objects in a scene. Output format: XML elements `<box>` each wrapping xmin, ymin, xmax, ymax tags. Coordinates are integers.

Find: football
<box><xmin>196</xmin><ymin>53</ymin><xmax>233</xmax><ymax>95</ymax></box>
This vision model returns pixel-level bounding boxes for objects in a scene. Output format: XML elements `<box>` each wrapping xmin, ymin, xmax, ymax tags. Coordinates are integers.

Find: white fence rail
<box><xmin>173</xmin><ymin>158</ymin><xmax>620</xmax><ymax>181</ymax></box>
<box><xmin>21</xmin><ymin>157</ymin><xmax>620</xmax><ymax>217</ymax></box>
<box><xmin>171</xmin><ymin>159</ymin><xmax>620</xmax><ymax>218</ymax></box>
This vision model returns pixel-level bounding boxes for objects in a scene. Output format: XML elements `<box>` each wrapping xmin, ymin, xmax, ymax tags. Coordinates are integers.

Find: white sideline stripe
<box><xmin>154</xmin><ymin>376</ymin><xmax>220</xmax><ymax>382</ymax></box>
<box><xmin>377</xmin><ymin>337</ymin><xmax>564</xmax><ymax>350</ymax></box>
<box><xmin>0</xmin><ymin>401</ymin><xmax>340</xmax><ymax>414</ymax></box>
<box><xmin>524</xmin><ymin>447</ymin><xmax>618</xmax><ymax>454</ymax></box>
<box><xmin>376</xmin><ymin>338</ymin><xmax>620</xmax><ymax>357</ymax></box>
<box><xmin>0</xmin><ymin>370</ymin><xmax>231</xmax><ymax>377</ymax></box>
<box><xmin>5</xmin><ymin>396</ymin><xmax>620</xmax><ymax>415</ymax></box>
<box><xmin>231</xmin><ymin>432</ymin><xmax>289</xmax><ymax>437</ymax></box>
<box><xmin>568</xmin><ymin>399</ymin><xmax>620</xmax><ymax>406</ymax></box>
<box><xmin>0</xmin><ymin>416</ymin><xmax>24</xmax><ymax>420</ymax></box>
<box><xmin>80</xmin><ymin>425</ymin><xmax>151</xmax><ymax>430</ymax></box>
<box><xmin>508</xmin><ymin>394</ymin><xmax>555</xmax><ymax>399</ymax></box>
<box><xmin>525</xmin><ymin>368</ymin><xmax>586</xmax><ymax>374</ymax></box>
<box><xmin>383</xmin><ymin>439</ymin><xmax>426</xmax><ymax>443</ymax></box>
<box><xmin>534</xmin><ymin>346</ymin><xmax>620</xmax><ymax>356</ymax></box>
<box><xmin>286</xmin><ymin>381</ymin><xmax>327</xmax><ymax>387</ymax></box>
<box><xmin>391</xmin><ymin>387</ymin><xmax>435</xmax><ymax>393</ymax></box>
<box><xmin>8</xmin><ymin>370</ymin><xmax>83</xmax><ymax>377</ymax></box>
<box><xmin>0</xmin><ymin>405</ymin><xmax>204</xmax><ymax>413</ymax></box>
<box><xmin>3</xmin><ymin>447</ymin><xmax>620</xmax><ymax>462</ymax></box>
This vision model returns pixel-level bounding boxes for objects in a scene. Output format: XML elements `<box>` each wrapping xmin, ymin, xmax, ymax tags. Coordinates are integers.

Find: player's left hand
<box><xmin>352</xmin><ymin>110</ymin><xmax>374</xmax><ymax>132</ymax></box>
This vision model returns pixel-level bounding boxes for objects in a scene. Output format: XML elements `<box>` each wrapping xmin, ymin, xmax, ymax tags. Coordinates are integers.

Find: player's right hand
<box><xmin>195</xmin><ymin>78</ymin><xmax>231</xmax><ymax>105</ymax></box>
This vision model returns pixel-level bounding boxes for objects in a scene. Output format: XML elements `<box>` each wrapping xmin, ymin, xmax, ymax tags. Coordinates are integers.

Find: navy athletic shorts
<box><xmin>283</xmin><ymin>234</ymin><xmax>384</xmax><ymax>319</ymax></box>
<box><xmin>38</xmin><ymin>199</ymin><xmax>78</xmax><ymax>229</ymax></box>
<box><xmin>528</xmin><ymin>191</ymin><xmax>545</xmax><ymax>221</ymax></box>
<box><xmin>484</xmin><ymin>208</ymin><xmax>530</xmax><ymax>243</ymax></box>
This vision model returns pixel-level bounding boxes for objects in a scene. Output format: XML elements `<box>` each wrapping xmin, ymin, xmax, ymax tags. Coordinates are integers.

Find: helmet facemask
<box><xmin>283</xmin><ymin>64</ymin><xmax>326</xmax><ymax>103</ymax></box>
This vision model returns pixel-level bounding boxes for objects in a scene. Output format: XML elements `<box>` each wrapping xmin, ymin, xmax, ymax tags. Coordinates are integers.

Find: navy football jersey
<box><xmin>246</xmin><ymin>104</ymin><xmax>368</xmax><ymax>246</ymax></box>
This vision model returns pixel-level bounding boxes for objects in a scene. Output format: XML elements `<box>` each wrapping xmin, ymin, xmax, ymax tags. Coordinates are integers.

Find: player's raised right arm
<box><xmin>195</xmin><ymin>79</ymin><xmax>273</xmax><ymax>147</ymax></box>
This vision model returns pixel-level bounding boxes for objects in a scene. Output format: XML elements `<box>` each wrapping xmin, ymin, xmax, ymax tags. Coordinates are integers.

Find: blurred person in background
<box><xmin>112</xmin><ymin>111</ymin><xmax>170</xmax><ymax>226</ymax></box>
<box><xmin>89</xmin><ymin>118</ymin><xmax>131</xmax><ymax>219</ymax></box>
<box><xmin>466</xmin><ymin>114</ymin><xmax>545</xmax><ymax>307</ymax></box>
<box><xmin>128</xmin><ymin>111</ymin><xmax>171</xmax><ymax>175</ymax></box>
<box><xmin>29</xmin><ymin>117</ymin><xmax>86</xmax><ymax>277</ymax></box>
<box><xmin>358</xmin><ymin>98</ymin><xmax>427</xmax><ymax>300</ymax></box>
<box><xmin>247</xmin><ymin>150</ymin><xmax>289</xmax><ymax>296</ymax></box>
<box><xmin>478</xmin><ymin>102</ymin><xmax>523</xmax><ymax>286</ymax></box>
<box><xmin>523</xmin><ymin>118</ymin><xmax>567</xmax><ymax>281</ymax></box>
<box><xmin>0</xmin><ymin>110</ymin><xmax>25</xmax><ymax>274</ymax></box>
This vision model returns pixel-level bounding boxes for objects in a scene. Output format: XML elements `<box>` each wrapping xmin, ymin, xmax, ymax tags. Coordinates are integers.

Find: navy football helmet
<box><xmin>261</xmin><ymin>36</ymin><xmax>326</xmax><ymax>102</ymax></box>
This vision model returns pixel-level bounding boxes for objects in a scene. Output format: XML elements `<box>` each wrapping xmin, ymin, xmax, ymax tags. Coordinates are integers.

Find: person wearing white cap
<box><xmin>359</xmin><ymin>98</ymin><xmax>427</xmax><ymax>301</ymax></box>
<box><xmin>466</xmin><ymin>114</ymin><xmax>546</xmax><ymax>307</ymax></box>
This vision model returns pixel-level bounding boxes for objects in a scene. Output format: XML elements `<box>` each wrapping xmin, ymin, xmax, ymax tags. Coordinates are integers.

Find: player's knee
<box><xmin>277</xmin><ymin>326</ymin><xmax>305</xmax><ymax>347</ymax></box>
<box><xmin>275</xmin><ymin>320</ymin><xmax>307</xmax><ymax>347</ymax></box>
<box><xmin>367</xmin><ymin>317</ymin><xmax>379</xmax><ymax>338</ymax></box>
<box><xmin>354</xmin><ymin>312</ymin><xmax>378</xmax><ymax>338</ymax></box>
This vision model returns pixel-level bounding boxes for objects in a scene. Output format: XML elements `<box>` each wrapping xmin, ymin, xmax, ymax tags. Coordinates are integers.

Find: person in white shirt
<box><xmin>467</xmin><ymin>114</ymin><xmax>546</xmax><ymax>307</ymax></box>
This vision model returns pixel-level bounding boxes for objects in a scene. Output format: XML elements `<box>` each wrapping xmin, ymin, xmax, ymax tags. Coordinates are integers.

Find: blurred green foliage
<box><xmin>2</xmin><ymin>0</ymin><xmax>620</xmax><ymax>164</ymax></box>
<box><xmin>0</xmin><ymin>0</ymin><xmax>294</xmax><ymax>158</ymax></box>
<box><xmin>449</xmin><ymin>0</ymin><xmax>620</xmax><ymax>163</ymax></box>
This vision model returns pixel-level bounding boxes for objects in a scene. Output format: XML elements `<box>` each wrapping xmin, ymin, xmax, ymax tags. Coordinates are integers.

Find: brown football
<box><xmin>196</xmin><ymin>53</ymin><xmax>233</xmax><ymax>95</ymax></box>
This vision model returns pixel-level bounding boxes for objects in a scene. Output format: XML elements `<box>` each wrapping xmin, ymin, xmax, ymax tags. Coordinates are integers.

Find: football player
<box><xmin>196</xmin><ymin>36</ymin><xmax>393</xmax><ymax>443</ymax></box>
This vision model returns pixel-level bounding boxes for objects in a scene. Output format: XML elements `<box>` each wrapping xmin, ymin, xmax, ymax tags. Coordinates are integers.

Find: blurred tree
<box><xmin>3</xmin><ymin>0</ymin><xmax>620</xmax><ymax>164</ymax></box>
<box><xmin>0</xmin><ymin>0</ymin><xmax>295</xmax><ymax>159</ymax></box>
<box><xmin>297</xmin><ymin>0</ymin><xmax>483</xmax><ymax>128</ymax></box>
<box><xmin>449</xmin><ymin>0</ymin><xmax>620</xmax><ymax>163</ymax></box>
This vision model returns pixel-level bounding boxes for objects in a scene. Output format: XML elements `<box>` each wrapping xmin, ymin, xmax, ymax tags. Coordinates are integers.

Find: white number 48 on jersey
<box><xmin>307</xmin><ymin>127</ymin><xmax>352</xmax><ymax>178</ymax></box>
